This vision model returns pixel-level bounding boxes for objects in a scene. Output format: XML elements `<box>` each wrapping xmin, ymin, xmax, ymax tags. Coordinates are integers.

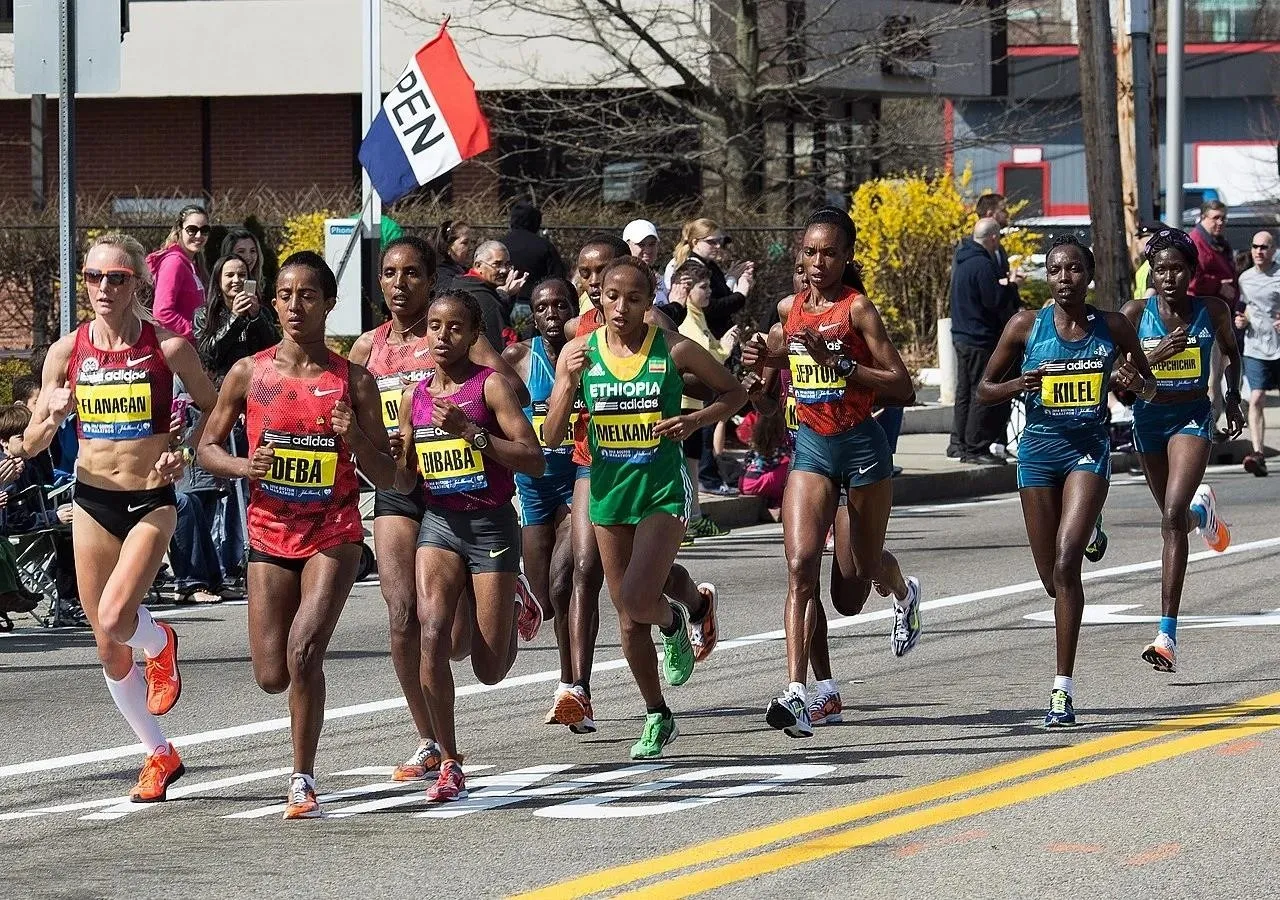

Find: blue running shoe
<box><xmin>1043</xmin><ymin>689</ymin><xmax>1077</xmax><ymax>728</ymax></box>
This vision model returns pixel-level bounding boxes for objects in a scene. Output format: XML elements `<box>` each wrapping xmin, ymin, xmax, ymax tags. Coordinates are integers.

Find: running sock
<box><xmin>125</xmin><ymin>607</ymin><xmax>168</xmax><ymax>658</ymax></box>
<box><xmin>816</xmin><ymin>678</ymin><xmax>839</xmax><ymax>696</ymax></box>
<box><xmin>103</xmin><ymin>666</ymin><xmax>168</xmax><ymax>753</ymax></box>
<box><xmin>658</xmin><ymin>603</ymin><xmax>684</xmax><ymax>637</ymax></box>
<box><xmin>573</xmin><ymin>679</ymin><xmax>591</xmax><ymax>698</ymax></box>
<box><xmin>646</xmin><ymin>702</ymin><xmax>672</xmax><ymax>718</ymax></box>
<box><xmin>1159</xmin><ymin>616</ymin><xmax>1178</xmax><ymax>641</ymax></box>
<box><xmin>788</xmin><ymin>681</ymin><xmax>808</xmax><ymax>703</ymax></box>
<box><xmin>1189</xmin><ymin>502</ymin><xmax>1208</xmax><ymax>530</ymax></box>
<box><xmin>291</xmin><ymin>772</ymin><xmax>316</xmax><ymax>790</ymax></box>
<box><xmin>557</xmin><ymin>681</ymin><xmax>572</xmax><ymax>695</ymax></box>
<box><xmin>1053</xmin><ymin>675</ymin><xmax>1074</xmax><ymax>696</ymax></box>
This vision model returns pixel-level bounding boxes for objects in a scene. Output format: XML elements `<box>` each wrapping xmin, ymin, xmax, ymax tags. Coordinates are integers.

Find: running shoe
<box><xmin>690</xmin><ymin>582</ymin><xmax>719</xmax><ymax>663</ymax></box>
<box><xmin>129</xmin><ymin>743</ymin><xmax>185</xmax><ymax>803</ymax></box>
<box><xmin>545</xmin><ymin>691</ymin><xmax>565</xmax><ymax>725</ymax></box>
<box><xmin>1244</xmin><ymin>452</ymin><xmax>1268</xmax><ymax>477</ymax></box>
<box><xmin>1141</xmin><ymin>632</ymin><xmax>1177</xmax><ymax>673</ymax></box>
<box><xmin>686</xmin><ymin>516</ymin><xmax>729</xmax><ymax>539</ymax></box>
<box><xmin>891</xmin><ymin>576</ymin><xmax>922</xmax><ymax>658</ymax></box>
<box><xmin>1190</xmin><ymin>483</ymin><xmax>1230</xmax><ymax>553</ymax></box>
<box><xmin>392</xmin><ymin>740</ymin><xmax>443</xmax><ymax>782</ymax></box>
<box><xmin>661</xmin><ymin>602</ymin><xmax>695</xmax><ymax>687</ymax></box>
<box><xmin>824</xmin><ymin>527</ymin><xmax>835</xmax><ymax>553</ymax></box>
<box><xmin>283</xmin><ymin>774</ymin><xmax>322</xmax><ymax>819</ymax></box>
<box><xmin>515</xmin><ymin>573</ymin><xmax>543</xmax><ymax>643</ymax></box>
<box><xmin>765</xmin><ymin>689</ymin><xmax>813</xmax><ymax>738</ymax></box>
<box><xmin>144</xmin><ymin>622</ymin><xmax>182</xmax><ymax>716</ymax></box>
<box><xmin>1084</xmin><ymin>513</ymin><xmax>1108</xmax><ymax>563</ymax></box>
<box><xmin>553</xmin><ymin>685</ymin><xmax>597</xmax><ymax>734</ymax></box>
<box><xmin>699</xmin><ymin>484</ymin><xmax>739</xmax><ymax>497</ymax></box>
<box><xmin>807</xmin><ymin>690</ymin><xmax>843</xmax><ymax>726</ymax></box>
<box><xmin>630</xmin><ymin>710</ymin><xmax>679</xmax><ymax>759</ymax></box>
<box><xmin>426</xmin><ymin>760</ymin><xmax>468</xmax><ymax>802</ymax></box>
<box><xmin>1043</xmin><ymin>689</ymin><xmax>1077</xmax><ymax>728</ymax></box>
<box><xmin>680</xmin><ymin>532</ymin><xmax>696</xmax><ymax>548</ymax></box>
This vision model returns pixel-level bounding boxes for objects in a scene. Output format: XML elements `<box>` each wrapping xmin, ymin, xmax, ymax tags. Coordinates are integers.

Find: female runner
<box><xmin>743</xmin><ymin>207</ymin><xmax>920</xmax><ymax>738</ymax></box>
<box><xmin>1121</xmin><ymin>227</ymin><xmax>1243</xmax><ymax>673</ymax></box>
<box><xmin>544</xmin><ymin>256</ymin><xmax>744</xmax><ymax>759</ymax></box>
<box><xmin>20</xmin><ymin>233</ymin><xmax>216</xmax><ymax>801</ymax></box>
<box><xmin>394</xmin><ymin>291</ymin><xmax>544</xmax><ymax>802</ymax></box>
<box><xmin>979</xmin><ymin>235</ymin><xmax>1155</xmax><ymax>726</ymax></box>
<box><xmin>348</xmin><ymin>236</ymin><xmax>536</xmax><ymax>783</ymax></box>
<box><xmin>199</xmin><ymin>251</ymin><xmax>398</xmax><ymax>818</ymax></box>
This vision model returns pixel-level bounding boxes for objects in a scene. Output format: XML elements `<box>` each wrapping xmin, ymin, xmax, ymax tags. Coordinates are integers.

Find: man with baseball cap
<box><xmin>622</xmin><ymin>219</ymin><xmax>673</xmax><ymax>311</ymax></box>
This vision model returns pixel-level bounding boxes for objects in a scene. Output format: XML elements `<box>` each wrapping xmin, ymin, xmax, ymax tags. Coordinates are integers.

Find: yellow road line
<box><xmin>619</xmin><ymin>711</ymin><xmax>1280</xmax><ymax>899</ymax></box>
<box><xmin>510</xmin><ymin>691</ymin><xmax>1280</xmax><ymax>900</ymax></box>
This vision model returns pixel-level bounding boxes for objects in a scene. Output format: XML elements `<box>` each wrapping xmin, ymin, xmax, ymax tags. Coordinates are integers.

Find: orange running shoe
<box><xmin>691</xmin><ymin>582</ymin><xmax>719</xmax><ymax>662</ymax></box>
<box><xmin>144</xmin><ymin>621</ymin><xmax>181</xmax><ymax>716</ymax></box>
<box><xmin>129</xmin><ymin>743</ymin><xmax>185</xmax><ymax>803</ymax></box>
<box><xmin>392</xmin><ymin>740</ymin><xmax>443</xmax><ymax>782</ymax></box>
<box><xmin>283</xmin><ymin>774</ymin><xmax>322</xmax><ymax>819</ymax></box>
<box><xmin>553</xmin><ymin>685</ymin><xmax>597</xmax><ymax>734</ymax></box>
<box><xmin>426</xmin><ymin>760</ymin><xmax>467</xmax><ymax>802</ymax></box>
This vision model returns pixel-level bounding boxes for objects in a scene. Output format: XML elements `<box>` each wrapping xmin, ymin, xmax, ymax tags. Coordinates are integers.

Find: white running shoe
<box><xmin>891</xmin><ymin>576</ymin><xmax>922</xmax><ymax>657</ymax></box>
<box><xmin>1141</xmin><ymin>632</ymin><xmax>1177</xmax><ymax>673</ymax></box>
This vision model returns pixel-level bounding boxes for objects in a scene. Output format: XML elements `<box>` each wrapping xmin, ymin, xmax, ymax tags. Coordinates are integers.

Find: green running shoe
<box><xmin>1084</xmin><ymin>513</ymin><xmax>1108</xmax><ymax>563</ymax></box>
<box><xmin>686</xmin><ymin>516</ymin><xmax>729</xmax><ymax>539</ymax></box>
<box><xmin>630</xmin><ymin>710</ymin><xmax>679</xmax><ymax>759</ymax></box>
<box><xmin>661</xmin><ymin>602</ymin><xmax>695</xmax><ymax>687</ymax></box>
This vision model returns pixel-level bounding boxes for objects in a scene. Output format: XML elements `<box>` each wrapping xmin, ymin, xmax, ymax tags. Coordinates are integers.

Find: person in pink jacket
<box><xmin>1188</xmin><ymin>200</ymin><xmax>1238</xmax><ymax>432</ymax></box>
<box><xmin>147</xmin><ymin>204</ymin><xmax>210</xmax><ymax>341</ymax></box>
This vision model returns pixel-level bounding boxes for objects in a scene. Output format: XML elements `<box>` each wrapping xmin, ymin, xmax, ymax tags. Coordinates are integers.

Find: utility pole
<box><xmin>1163</xmin><ymin>0</ymin><xmax>1185</xmax><ymax>226</ymax></box>
<box><xmin>1115</xmin><ymin>0</ymin><xmax>1155</xmax><ymax>255</ymax></box>
<box><xmin>360</xmin><ymin>0</ymin><xmax>382</xmax><ymax>332</ymax></box>
<box><xmin>1075</xmin><ymin>0</ymin><xmax>1132</xmax><ymax>309</ymax></box>
<box><xmin>58</xmin><ymin>0</ymin><xmax>76</xmax><ymax>337</ymax></box>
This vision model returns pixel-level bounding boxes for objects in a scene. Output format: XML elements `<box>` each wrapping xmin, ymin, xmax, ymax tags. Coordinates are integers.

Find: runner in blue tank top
<box><xmin>979</xmin><ymin>236</ymin><xmax>1155</xmax><ymax>728</ymax></box>
<box><xmin>1120</xmin><ymin>227</ymin><xmax>1244</xmax><ymax>674</ymax></box>
<box><xmin>503</xmin><ymin>278</ymin><xmax>582</xmax><ymax>727</ymax></box>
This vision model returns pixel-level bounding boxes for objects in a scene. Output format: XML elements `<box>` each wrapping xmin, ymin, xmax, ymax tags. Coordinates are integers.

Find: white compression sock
<box><xmin>1053</xmin><ymin>675</ymin><xmax>1074</xmax><ymax>696</ymax></box>
<box><xmin>126</xmin><ymin>606</ymin><xmax>168</xmax><ymax>658</ymax></box>
<box><xmin>816</xmin><ymin>678</ymin><xmax>839</xmax><ymax>696</ymax></box>
<box><xmin>788</xmin><ymin>681</ymin><xmax>808</xmax><ymax>703</ymax></box>
<box><xmin>103</xmin><ymin>666</ymin><xmax>168</xmax><ymax>753</ymax></box>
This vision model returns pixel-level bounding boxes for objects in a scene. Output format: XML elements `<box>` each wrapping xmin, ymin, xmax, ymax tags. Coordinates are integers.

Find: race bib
<box><xmin>531</xmin><ymin>399</ymin><xmax>578</xmax><ymax>453</ymax></box>
<box><xmin>76</xmin><ymin>365</ymin><xmax>154</xmax><ymax>439</ymax></box>
<box><xmin>376</xmin><ymin>370</ymin><xmax>431</xmax><ymax>433</ymax></box>
<box><xmin>414</xmin><ymin>424</ymin><xmax>487</xmax><ymax>495</ymax></box>
<box><xmin>787</xmin><ymin>339</ymin><xmax>845</xmax><ymax>405</ymax></box>
<box><xmin>260</xmin><ymin>430</ymin><xmax>338</xmax><ymax>503</ymax></box>
<box><xmin>785</xmin><ymin>392</ymin><xmax>799</xmax><ymax>433</ymax></box>
<box><xmin>1142</xmin><ymin>337</ymin><xmax>1202</xmax><ymax>388</ymax></box>
<box><xmin>1039</xmin><ymin>358</ymin><xmax>1105</xmax><ymax>414</ymax></box>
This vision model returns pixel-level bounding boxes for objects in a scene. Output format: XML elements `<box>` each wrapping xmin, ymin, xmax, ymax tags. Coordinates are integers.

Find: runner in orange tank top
<box><xmin>743</xmin><ymin>206</ymin><xmax>923</xmax><ymax>738</ymax></box>
<box><xmin>199</xmin><ymin>251</ymin><xmax>398</xmax><ymax>820</ymax></box>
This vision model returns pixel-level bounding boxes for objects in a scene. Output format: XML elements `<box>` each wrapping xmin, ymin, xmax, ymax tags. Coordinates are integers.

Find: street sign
<box><xmin>13</xmin><ymin>0</ymin><xmax>120</xmax><ymax>94</ymax></box>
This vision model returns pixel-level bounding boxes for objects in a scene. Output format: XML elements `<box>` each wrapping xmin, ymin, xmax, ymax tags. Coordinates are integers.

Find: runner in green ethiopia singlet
<box><xmin>582</xmin><ymin>325</ymin><xmax>691</xmax><ymax>525</ymax></box>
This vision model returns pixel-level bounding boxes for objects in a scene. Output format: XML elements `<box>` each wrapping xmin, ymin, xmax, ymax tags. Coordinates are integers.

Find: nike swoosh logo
<box><xmin>857</xmin><ymin>464</ymin><xmax>877</xmax><ymax>475</ymax></box>
<box><xmin>126</xmin><ymin>354</ymin><xmax>153</xmax><ymax>366</ymax></box>
<box><xmin>488</xmin><ymin>547</ymin><xmax>508</xmax><ymax>558</ymax></box>
<box><xmin>819</xmin><ymin>323</ymin><xmax>839</xmax><ymax>332</ymax></box>
<box><xmin>313</xmin><ymin>388</ymin><xmax>341</xmax><ymax>397</ymax></box>
<box><xmin>414</xmin><ymin>347</ymin><xmax>433</xmax><ymax>357</ymax></box>
<box><xmin>127</xmin><ymin>504</ymin><xmax>147</xmax><ymax>513</ymax></box>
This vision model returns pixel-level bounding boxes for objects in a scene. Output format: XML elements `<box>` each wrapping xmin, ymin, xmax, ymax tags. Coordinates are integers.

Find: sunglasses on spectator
<box><xmin>83</xmin><ymin>268</ymin><xmax>135</xmax><ymax>286</ymax></box>
<box><xmin>702</xmin><ymin>235</ymin><xmax>732</xmax><ymax>248</ymax></box>
<box><xmin>184</xmin><ymin>224</ymin><xmax>211</xmax><ymax>237</ymax></box>
<box><xmin>1252</xmin><ymin>243</ymin><xmax>1274</xmax><ymax>250</ymax></box>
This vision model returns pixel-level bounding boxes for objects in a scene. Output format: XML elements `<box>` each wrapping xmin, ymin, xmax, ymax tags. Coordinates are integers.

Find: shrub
<box><xmin>276</xmin><ymin>210</ymin><xmax>336</xmax><ymax>262</ymax></box>
<box><xmin>0</xmin><ymin>357</ymin><xmax>33</xmax><ymax>405</ymax></box>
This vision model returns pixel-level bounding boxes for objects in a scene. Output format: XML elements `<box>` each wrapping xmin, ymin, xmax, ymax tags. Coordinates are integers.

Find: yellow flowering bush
<box><xmin>852</xmin><ymin>164</ymin><xmax>1041</xmax><ymax>360</ymax></box>
<box><xmin>276</xmin><ymin>210</ymin><xmax>335</xmax><ymax>261</ymax></box>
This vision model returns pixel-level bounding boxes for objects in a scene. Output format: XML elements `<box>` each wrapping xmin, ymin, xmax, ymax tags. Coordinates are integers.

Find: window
<box><xmin>998</xmin><ymin>162</ymin><xmax>1047</xmax><ymax>217</ymax></box>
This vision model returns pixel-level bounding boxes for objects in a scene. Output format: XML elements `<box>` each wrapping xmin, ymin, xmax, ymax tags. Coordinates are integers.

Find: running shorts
<box><xmin>515</xmin><ymin>458</ymin><xmax>576</xmax><ymax>527</ymax></box>
<box><xmin>74</xmin><ymin>481</ymin><xmax>176</xmax><ymax>541</ymax></box>
<box><xmin>791</xmin><ymin>418</ymin><xmax>892</xmax><ymax>489</ymax></box>
<box><xmin>1017</xmin><ymin>430</ymin><xmax>1111</xmax><ymax>489</ymax></box>
<box><xmin>247</xmin><ymin>547</ymin><xmax>308</xmax><ymax>573</ymax></box>
<box><xmin>372</xmin><ymin>479</ymin><xmax>427</xmax><ymax>521</ymax></box>
<box><xmin>1132</xmin><ymin>396</ymin><xmax>1212</xmax><ymax>454</ymax></box>
<box><xmin>417</xmin><ymin>503</ymin><xmax>522</xmax><ymax>574</ymax></box>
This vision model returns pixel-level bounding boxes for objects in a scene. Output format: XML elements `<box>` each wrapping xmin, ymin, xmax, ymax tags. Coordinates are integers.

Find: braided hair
<box><xmin>1143</xmin><ymin>227</ymin><xmax>1198</xmax><ymax>274</ymax></box>
<box><xmin>1046</xmin><ymin>234</ymin><xmax>1096</xmax><ymax>280</ymax></box>
<box><xmin>429</xmin><ymin>289</ymin><xmax>485</xmax><ymax>333</ymax></box>
<box><xmin>802</xmin><ymin>206</ymin><xmax>866</xmax><ymax>294</ymax></box>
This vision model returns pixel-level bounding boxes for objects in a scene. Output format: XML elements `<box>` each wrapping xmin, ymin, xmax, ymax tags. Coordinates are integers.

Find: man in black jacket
<box><xmin>455</xmin><ymin>240</ymin><xmax>519</xmax><ymax>352</ymax></box>
<box><xmin>500</xmin><ymin>201</ymin><xmax>566</xmax><ymax>305</ymax></box>
<box><xmin>948</xmin><ymin>217</ymin><xmax>1013</xmax><ymax>465</ymax></box>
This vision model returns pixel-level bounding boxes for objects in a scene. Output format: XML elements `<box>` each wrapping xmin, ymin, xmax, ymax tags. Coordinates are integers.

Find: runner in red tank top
<box><xmin>742</xmin><ymin>207</ymin><xmax>923</xmax><ymax>739</ymax></box>
<box><xmin>347</xmin><ymin>236</ymin><xmax>534</xmax><ymax>784</ymax></box>
<box><xmin>19</xmin><ymin>233</ymin><xmax>217</xmax><ymax>804</ymax></box>
<box><xmin>199</xmin><ymin>251</ymin><xmax>397</xmax><ymax>820</ymax></box>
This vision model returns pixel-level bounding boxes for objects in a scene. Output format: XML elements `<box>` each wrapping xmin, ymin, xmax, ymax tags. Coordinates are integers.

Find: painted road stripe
<box><xmin>612</xmin><ymin>710</ymin><xmax>1280</xmax><ymax>899</ymax></box>
<box><xmin>509</xmin><ymin>689</ymin><xmax>1280</xmax><ymax>899</ymax></box>
<box><xmin>4</xmin><ymin>535</ymin><xmax>1278</xmax><ymax>782</ymax></box>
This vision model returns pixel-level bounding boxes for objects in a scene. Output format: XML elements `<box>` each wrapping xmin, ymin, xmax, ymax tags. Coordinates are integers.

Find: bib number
<box><xmin>414</xmin><ymin>424</ymin><xmax>487</xmax><ymax>495</ymax></box>
<box><xmin>1038</xmin><ymin>359</ymin><xmax>1105</xmax><ymax>415</ymax></box>
<box><xmin>77</xmin><ymin>374</ymin><xmax>154</xmax><ymax>440</ymax></box>
<box><xmin>376</xmin><ymin>370</ymin><xmax>431</xmax><ymax>433</ymax></box>
<box><xmin>531</xmin><ymin>400</ymin><xmax>576</xmax><ymax>453</ymax></box>
<box><xmin>260</xmin><ymin>430</ymin><xmax>338</xmax><ymax>503</ymax></box>
<box><xmin>1142</xmin><ymin>337</ymin><xmax>1202</xmax><ymax>388</ymax></box>
<box><xmin>787</xmin><ymin>340</ymin><xmax>845</xmax><ymax>405</ymax></box>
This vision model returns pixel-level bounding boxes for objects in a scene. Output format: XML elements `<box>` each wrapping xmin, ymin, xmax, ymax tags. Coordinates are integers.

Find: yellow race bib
<box><xmin>261</xmin><ymin>430</ymin><xmax>338</xmax><ymax>503</ymax></box>
<box><xmin>1039</xmin><ymin>358</ymin><xmax>1105</xmax><ymax>415</ymax></box>
<box><xmin>787</xmin><ymin>339</ymin><xmax>845</xmax><ymax>405</ymax></box>
<box><xmin>531</xmin><ymin>400</ymin><xmax>575</xmax><ymax>452</ymax></box>
<box><xmin>77</xmin><ymin>381</ymin><xmax>153</xmax><ymax>439</ymax></box>
<box><xmin>785</xmin><ymin>392</ymin><xmax>799</xmax><ymax>433</ymax></box>
<box><xmin>414</xmin><ymin>424</ymin><xmax>487</xmax><ymax>495</ymax></box>
<box><xmin>1142</xmin><ymin>337</ymin><xmax>1203</xmax><ymax>388</ymax></box>
<box><xmin>376</xmin><ymin>370</ymin><xmax>431</xmax><ymax>433</ymax></box>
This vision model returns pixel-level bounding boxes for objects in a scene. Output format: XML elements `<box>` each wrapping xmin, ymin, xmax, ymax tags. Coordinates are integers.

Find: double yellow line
<box><xmin>513</xmin><ymin>690</ymin><xmax>1280</xmax><ymax>899</ymax></box>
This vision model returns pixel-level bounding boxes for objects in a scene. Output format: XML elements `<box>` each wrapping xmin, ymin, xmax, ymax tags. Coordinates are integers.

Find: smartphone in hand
<box><xmin>244</xmin><ymin>279</ymin><xmax>258</xmax><ymax>297</ymax></box>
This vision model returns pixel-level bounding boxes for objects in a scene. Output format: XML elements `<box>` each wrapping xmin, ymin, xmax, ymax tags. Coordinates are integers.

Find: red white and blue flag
<box><xmin>358</xmin><ymin>24</ymin><xmax>491</xmax><ymax>205</ymax></box>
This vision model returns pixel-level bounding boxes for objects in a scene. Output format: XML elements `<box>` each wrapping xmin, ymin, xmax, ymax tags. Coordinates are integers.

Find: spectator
<box><xmin>948</xmin><ymin>217</ymin><xmax>1010</xmax><ymax>466</ymax></box>
<box><xmin>1237</xmin><ymin>229</ymin><xmax>1280</xmax><ymax>477</ymax></box>
<box><xmin>738</xmin><ymin>385</ymin><xmax>790</xmax><ymax>517</ymax></box>
<box><xmin>1132</xmin><ymin>222</ymin><xmax>1159</xmax><ymax>299</ymax></box>
<box><xmin>432</xmin><ymin>219</ymin><xmax>474</xmax><ymax>292</ymax></box>
<box><xmin>195</xmin><ymin>254</ymin><xmax>279</xmax><ymax>385</ymax></box>
<box><xmin>454</xmin><ymin>240</ymin><xmax>520</xmax><ymax>351</ymax></box>
<box><xmin>974</xmin><ymin>193</ymin><xmax>1025</xmax><ymax>313</ymax></box>
<box><xmin>146</xmin><ymin>203</ymin><xmax>210</xmax><ymax>341</ymax></box>
<box><xmin>168</xmin><ymin>402</ymin><xmax>225</xmax><ymax>605</ymax></box>
<box><xmin>1189</xmin><ymin>200</ymin><xmax>1238</xmax><ymax>430</ymax></box>
<box><xmin>623</xmin><ymin>219</ymin><xmax>672</xmax><ymax>312</ymax></box>
<box><xmin>16</xmin><ymin>355</ymin><xmax>76</xmax><ymax>478</ymax></box>
<box><xmin>666</xmin><ymin>217</ymin><xmax>754</xmax><ymax>339</ymax></box>
<box><xmin>220</xmin><ymin>226</ymin><xmax>276</xmax><ymax>302</ymax></box>
<box><xmin>501</xmin><ymin>201</ymin><xmax>565</xmax><ymax>304</ymax></box>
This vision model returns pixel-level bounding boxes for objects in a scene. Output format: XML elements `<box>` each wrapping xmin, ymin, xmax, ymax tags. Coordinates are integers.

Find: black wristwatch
<box><xmin>833</xmin><ymin>357</ymin><xmax>857</xmax><ymax>379</ymax></box>
<box><xmin>469</xmin><ymin>428</ymin><xmax>490</xmax><ymax>451</ymax></box>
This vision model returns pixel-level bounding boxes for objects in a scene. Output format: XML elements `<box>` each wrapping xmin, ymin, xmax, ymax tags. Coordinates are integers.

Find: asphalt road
<box><xmin>2</xmin><ymin>464</ymin><xmax>1278</xmax><ymax>900</ymax></box>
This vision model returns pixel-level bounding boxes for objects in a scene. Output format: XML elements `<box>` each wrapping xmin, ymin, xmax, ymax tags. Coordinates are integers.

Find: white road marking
<box><xmin>4</xmin><ymin>536</ymin><xmax>1278</xmax><ymax>782</ymax></box>
<box><xmin>412</xmin><ymin>763</ymin><xmax>666</xmax><ymax>819</ymax></box>
<box><xmin>1026</xmin><ymin>603</ymin><xmax>1280</xmax><ymax>629</ymax></box>
<box><xmin>80</xmin><ymin>768</ymin><xmax>293</xmax><ymax>821</ymax></box>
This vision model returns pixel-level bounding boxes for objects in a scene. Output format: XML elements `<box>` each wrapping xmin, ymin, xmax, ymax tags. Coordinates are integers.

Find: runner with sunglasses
<box><xmin>199</xmin><ymin>251</ymin><xmax>399</xmax><ymax>819</ymax></box>
<box><xmin>20</xmin><ymin>234</ymin><xmax>218</xmax><ymax>802</ymax></box>
<box><xmin>1121</xmin><ymin>228</ymin><xmax>1244</xmax><ymax>673</ymax></box>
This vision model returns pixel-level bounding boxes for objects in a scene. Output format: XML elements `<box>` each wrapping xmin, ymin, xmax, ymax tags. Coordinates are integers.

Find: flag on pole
<box><xmin>358</xmin><ymin>23</ymin><xmax>491</xmax><ymax>205</ymax></box>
